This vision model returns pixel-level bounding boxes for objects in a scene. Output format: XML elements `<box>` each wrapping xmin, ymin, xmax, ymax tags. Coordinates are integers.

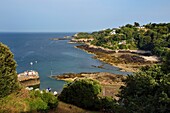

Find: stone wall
<box><xmin>19</xmin><ymin>77</ymin><xmax>40</xmax><ymax>88</ymax></box>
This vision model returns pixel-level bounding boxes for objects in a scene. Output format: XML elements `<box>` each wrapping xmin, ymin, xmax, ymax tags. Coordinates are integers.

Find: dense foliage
<box><xmin>72</xmin><ymin>27</ymin><xmax>170</xmax><ymax>112</ymax></box>
<box><xmin>75</xmin><ymin>22</ymin><xmax>170</xmax><ymax>58</ymax></box>
<box><xmin>162</xmin><ymin>52</ymin><xmax>170</xmax><ymax>74</ymax></box>
<box><xmin>118</xmin><ymin>51</ymin><xmax>170</xmax><ymax>113</ymax></box>
<box><xmin>75</xmin><ymin>32</ymin><xmax>91</xmax><ymax>39</ymax></box>
<box><xmin>0</xmin><ymin>42</ymin><xmax>19</xmax><ymax>98</ymax></box>
<box><xmin>59</xmin><ymin>79</ymin><xmax>121</xmax><ymax>112</ymax></box>
<box><xmin>29</xmin><ymin>90</ymin><xmax>58</xmax><ymax>112</ymax></box>
<box><xmin>59</xmin><ymin>79</ymin><xmax>102</xmax><ymax>110</ymax></box>
<box><xmin>100</xmin><ymin>97</ymin><xmax>123</xmax><ymax>113</ymax></box>
<box><xmin>119</xmin><ymin>64</ymin><xmax>170</xmax><ymax>113</ymax></box>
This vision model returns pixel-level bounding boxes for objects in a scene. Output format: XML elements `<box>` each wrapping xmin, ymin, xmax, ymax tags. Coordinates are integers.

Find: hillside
<box><xmin>0</xmin><ymin>88</ymin><xmax>99</xmax><ymax>113</ymax></box>
<box><xmin>70</xmin><ymin>23</ymin><xmax>170</xmax><ymax>72</ymax></box>
<box><xmin>72</xmin><ymin>22</ymin><xmax>170</xmax><ymax>58</ymax></box>
<box><xmin>0</xmin><ymin>23</ymin><xmax>169</xmax><ymax>113</ymax></box>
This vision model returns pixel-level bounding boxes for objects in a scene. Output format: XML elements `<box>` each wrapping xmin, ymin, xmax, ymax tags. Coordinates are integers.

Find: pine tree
<box><xmin>0</xmin><ymin>42</ymin><xmax>19</xmax><ymax>98</ymax></box>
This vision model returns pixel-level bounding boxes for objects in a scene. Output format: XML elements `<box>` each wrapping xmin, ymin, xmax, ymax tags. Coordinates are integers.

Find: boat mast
<box><xmin>50</xmin><ymin>61</ymin><xmax>53</xmax><ymax>76</ymax></box>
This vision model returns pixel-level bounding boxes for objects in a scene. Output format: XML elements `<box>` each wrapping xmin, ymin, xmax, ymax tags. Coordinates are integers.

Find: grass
<box><xmin>0</xmin><ymin>89</ymin><xmax>101</xmax><ymax>113</ymax></box>
<box><xmin>50</xmin><ymin>101</ymin><xmax>100</xmax><ymax>113</ymax></box>
<box><xmin>0</xmin><ymin>89</ymin><xmax>30</xmax><ymax>112</ymax></box>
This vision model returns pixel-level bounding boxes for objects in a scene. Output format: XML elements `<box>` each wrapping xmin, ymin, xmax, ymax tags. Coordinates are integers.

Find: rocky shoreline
<box><xmin>49</xmin><ymin>37</ymin><xmax>71</xmax><ymax>41</ymax></box>
<box><xmin>50</xmin><ymin>72</ymin><xmax>126</xmax><ymax>98</ymax></box>
<box><xmin>51</xmin><ymin>36</ymin><xmax>159</xmax><ymax>97</ymax></box>
<box><xmin>51</xmin><ymin>72</ymin><xmax>126</xmax><ymax>83</ymax></box>
<box><xmin>75</xmin><ymin>44</ymin><xmax>159</xmax><ymax>72</ymax></box>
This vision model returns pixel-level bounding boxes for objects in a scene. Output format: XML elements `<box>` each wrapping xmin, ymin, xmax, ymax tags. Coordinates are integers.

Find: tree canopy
<box><xmin>59</xmin><ymin>79</ymin><xmax>102</xmax><ymax>110</ymax></box>
<box><xmin>0</xmin><ymin>42</ymin><xmax>19</xmax><ymax>98</ymax></box>
<box><xmin>119</xmin><ymin>65</ymin><xmax>170</xmax><ymax>113</ymax></box>
<box><xmin>75</xmin><ymin>22</ymin><xmax>170</xmax><ymax>58</ymax></box>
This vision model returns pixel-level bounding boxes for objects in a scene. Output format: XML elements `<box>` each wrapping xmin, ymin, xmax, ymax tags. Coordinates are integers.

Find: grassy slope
<box><xmin>0</xmin><ymin>89</ymin><xmax>30</xmax><ymax>112</ymax></box>
<box><xmin>51</xmin><ymin>101</ymin><xmax>99</xmax><ymax>113</ymax></box>
<box><xmin>0</xmin><ymin>89</ymin><xmax>100</xmax><ymax>113</ymax></box>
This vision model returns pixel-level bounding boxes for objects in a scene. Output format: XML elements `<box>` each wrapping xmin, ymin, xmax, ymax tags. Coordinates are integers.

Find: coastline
<box><xmin>50</xmin><ymin>36</ymin><xmax>160</xmax><ymax>97</ymax></box>
<box><xmin>50</xmin><ymin>72</ymin><xmax>126</xmax><ymax>98</ymax></box>
<box><xmin>70</xmin><ymin>38</ymin><xmax>159</xmax><ymax>72</ymax></box>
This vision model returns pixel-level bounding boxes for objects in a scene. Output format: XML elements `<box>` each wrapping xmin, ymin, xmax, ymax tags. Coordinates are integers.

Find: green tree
<box><xmin>29</xmin><ymin>90</ymin><xmax>58</xmax><ymax>111</ymax></box>
<box><xmin>0</xmin><ymin>42</ymin><xmax>19</xmax><ymax>98</ymax></box>
<box><xmin>76</xmin><ymin>32</ymin><xmax>91</xmax><ymax>39</ymax></box>
<box><xmin>101</xmin><ymin>97</ymin><xmax>123</xmax><ymax>113</ymax></box>
<box><xmin>134</xmin><ymin>22</ymin><xmax>140</xmax><ymax>27</ymax></box>
<box><xmin>59</xmin><ymin>79</ymin><xmax>102</xmax><ymax>110</ymax></box>
<box><xmin>125</xmin><ymin>24</ymin><xmax>133</xmax><ymax>28</ymax></box>
<box><xmin>119</xmin><ymin>65</ymin><xmax>170</xmax><ymax>113</ymax></box>
<box><xmin>162</xmin><ymin>51</ymin><xmax>170</xmax><ymax>73</ymax></box>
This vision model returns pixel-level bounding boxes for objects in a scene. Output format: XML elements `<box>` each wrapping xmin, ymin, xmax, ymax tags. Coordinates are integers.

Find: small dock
<box><xmin>18</xmin><ymin>70</ymin><xmax>40</xmax><ymax>88</ymax></box>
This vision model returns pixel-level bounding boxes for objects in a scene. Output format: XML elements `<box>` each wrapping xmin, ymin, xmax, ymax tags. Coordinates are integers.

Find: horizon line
<box><xmin>0</xmin><ymin>31</ymin><xmax>80</xmax><ymax>33</ymax></box>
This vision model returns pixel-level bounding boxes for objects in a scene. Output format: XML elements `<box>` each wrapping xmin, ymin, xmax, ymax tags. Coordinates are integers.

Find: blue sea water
<box><xmin>0</xmin><ymin>32</ymin><xmax>131</xmax><ymax>92</ymax></box>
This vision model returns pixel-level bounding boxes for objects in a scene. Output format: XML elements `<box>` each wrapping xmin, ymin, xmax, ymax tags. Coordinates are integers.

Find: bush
<box><xmin>40</xmin><ymin>91</ymin><xmax>58</xmax><ymax>109</ymax></box>
<box><xmin>29</xmin><ymin>90</ymin><xmax>58</xmax><ymax>111</ymax></box>
<box><xmin>59</xmin><ymin>79</ymin><xmax>102</xmax><ymax>110</ymax></box>
<box><xmin>76</xmin><ymin>32</ymin><xmax>91</xmax><ymax>39</ymax></box>
<box><xmin>0</xmin><ymin>42</ymin><xmax>19</xmax><ymax>98</ymax></box>
<box><xmin>29</xmin><ymin>98</ymin><xmax>48</xmax><ymax>112</ymax></box>
<box><xmin>119</xmin><ymin>44</ymin><xmax>127</xmax><ymax>49</ymax></box>
<box><xmin>101</xmin><ymin>97</ymin><xmax>124</xmax><ymax>113</ymax></box>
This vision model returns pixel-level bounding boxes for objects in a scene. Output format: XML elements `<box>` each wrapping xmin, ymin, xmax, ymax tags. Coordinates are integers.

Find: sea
<box><xmin>0</xmin><ymin>32</ymin><xmax>131</xmax><ymax>92</ymax></box>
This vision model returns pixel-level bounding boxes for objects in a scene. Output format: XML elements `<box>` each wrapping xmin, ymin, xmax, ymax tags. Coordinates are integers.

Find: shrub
<box><xmin>29</xmin><ymin>90</ymin><xmax>58</xmax><ymax>111</ymax></box>
<box><xmin>0</xmin><ymin>42</ymin><xmax>19</xmax><ymax>98</ymax></box>
<box><xmin>40</xmin><ymin>91</ymin><xmax>58</xmax><ymax>109</ymax></box>
<box><xmin>101</xmin><ymin>97</ymin><xmax>123</xmax><ymax>113</ymax></box>
<box><xmin>59</xmin><ymin>79</ymin><xmax>102</xmax><ymax>110</ymax></box>
<box><xmin>29</xmin><ymin>98</ymin><xmax>48</xmax><ymax>112</ymax></box>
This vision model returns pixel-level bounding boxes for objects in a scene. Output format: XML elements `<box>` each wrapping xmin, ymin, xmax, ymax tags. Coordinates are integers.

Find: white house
<box><xmin>136</xmin><ymin>26</ymin><xmax>145</xmax><ymax>29</ymax></box>
<box><xmin>110</xmin><ymin>30</ymin><xmax>116</xmax><ymax>35</ymax></box>
<box><xmin>118</xmin><ymin>40</ymin><xmax>126</xmax><ymax>45</ymax></box>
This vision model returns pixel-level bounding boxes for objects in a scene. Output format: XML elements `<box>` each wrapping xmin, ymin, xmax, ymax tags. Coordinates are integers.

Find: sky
<box><xmin>0</xmin><ymin>0</ymin><xmax>170</xmax><ymax>32</ymax></box>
